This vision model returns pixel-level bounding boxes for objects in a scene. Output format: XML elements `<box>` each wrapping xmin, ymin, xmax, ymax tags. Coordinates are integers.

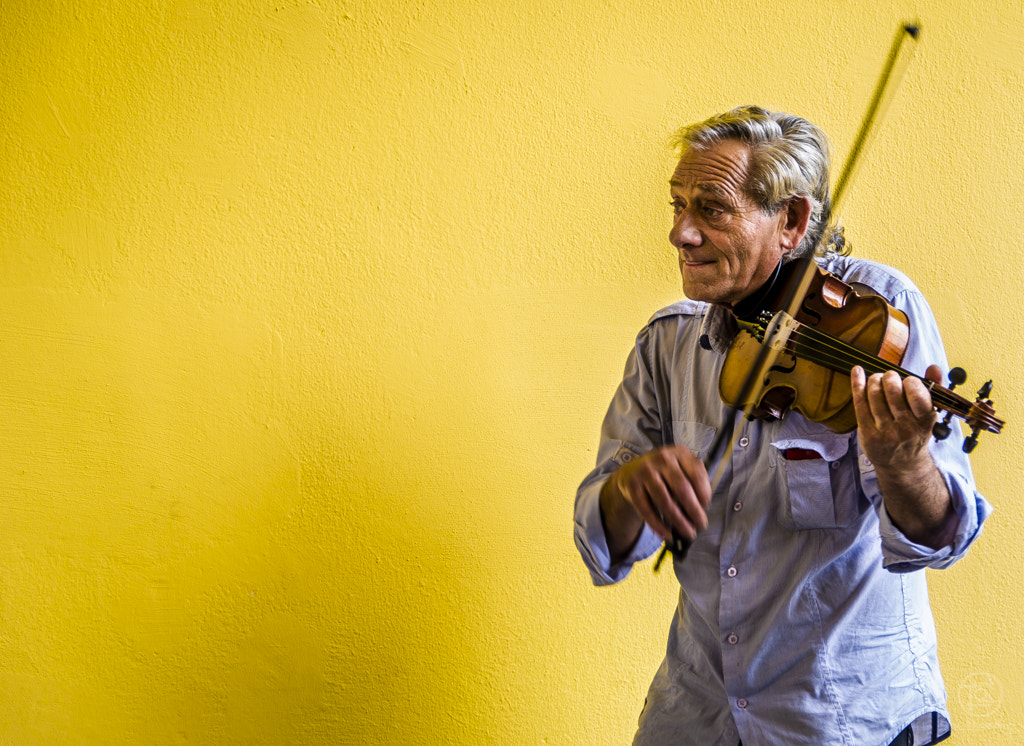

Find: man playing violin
<box><xmin>574</xmin><ymin>106</ymin><xmax>991</xmax><ymax>746</ymax></box>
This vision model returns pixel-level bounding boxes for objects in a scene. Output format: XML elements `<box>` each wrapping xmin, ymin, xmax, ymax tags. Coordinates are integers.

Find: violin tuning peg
<box><xmin>932</xmin><ymin>409</ymin><xmax>955</xmax><ymax>441</ymax></box>
<box><xmin>963</xmin><ymin>435</ymin><xmax>978</xmax><ymax>454</ymax></box>
<box><xmin>947</xmin><ymin>366</ymin><xmax>966</xmax><ymax>390</ymax></box>
<box><xmin>977</xmin><ymin>380</ymin><xmax>993</xmax><ymax>399</ymax></box>
<box><xmin>962</xmin><ymin>425</ymin><xmax>982</xmax><ymax>453</ymax></box>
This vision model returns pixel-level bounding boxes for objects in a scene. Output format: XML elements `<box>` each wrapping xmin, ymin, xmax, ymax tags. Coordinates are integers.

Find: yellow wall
<box><xmin>1</xmin><ymin>0</ymin><xmax>1020</xmax><ymax>742</ymax></box>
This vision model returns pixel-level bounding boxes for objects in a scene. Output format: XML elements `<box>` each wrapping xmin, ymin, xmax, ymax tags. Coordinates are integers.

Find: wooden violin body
<box><xmin>719</xmin><ymin>259</ymin><xmax>904</xmax><ymax>432</ymax></box>
<box><xmin>718</xmin><ymin>258</ymin><xmax>1003</xmax><ymax>449</ymax></box>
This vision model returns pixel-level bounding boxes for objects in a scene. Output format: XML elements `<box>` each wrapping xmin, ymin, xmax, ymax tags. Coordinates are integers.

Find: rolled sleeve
<box><xmin>574</xmin><ymin>332</ymin><xmax>667</xmax><ymax>585</ymax></box>
<box><xmin>574</xmin><ymin>478</ymin><xmax>664</xmax><ymax>585</ymax></box>
<box><xmin>879</xmin><ymin>467</ymin><xmax>991</xmax><ymax>572</ymax></box>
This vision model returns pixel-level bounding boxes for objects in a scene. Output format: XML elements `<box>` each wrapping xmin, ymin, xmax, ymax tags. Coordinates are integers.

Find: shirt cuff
<box><xmin>880</xmin><ymin>469</ymin><xmax>990</xmax><ymax>572</ymax></box>
<box><xmin>574</xmin><ymin>479</ymin><xmax>664</xmax><ymax>585</ymax></box>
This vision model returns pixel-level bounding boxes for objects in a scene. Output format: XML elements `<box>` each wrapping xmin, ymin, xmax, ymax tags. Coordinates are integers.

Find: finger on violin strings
<box><xmin>899</xmin><ymin>373</ymin><xmax>938</xmax><ymax>421</ymax></box>
<box><xmin>880</xmin><ymin>369</ymin><xmax>916</xmax><ymax>417</ymax></box>
<box><xmin>850</xmin><ymin>366</ymin><xmax>874</xmax><ymax>428</ymax></box>
<box><xmin>879</xmin><ymin>369</ymin><xmax>934</xmax><ymax>424</ymax></box>
<box><xmin>860</xmin><ymin>370</ymin><xmax>895</xmax><ymax>428</ymax></box>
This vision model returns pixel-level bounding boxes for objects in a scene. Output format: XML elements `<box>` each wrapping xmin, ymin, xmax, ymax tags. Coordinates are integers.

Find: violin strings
<box><xmin>788</xmin><ymin>332</ymin><xmax>983</xmax><ymax>419</ymax></box>
<box><xmin>786</xmin><ymin>324</ymin><xmax>950</xmax><ymax>402</ymax></box>
<box><xmin>771</xmin><ymin>319</ymin><xmax>906</xmax><ymax>375</ymax></box>
<box><xmin>786</xmin><ymin>324</ymin><xmax>997</xmax><ymax>428</ymax></box>
<box><xmin>774</xmin><ymin>321</ymin><xmax>995</xmax><ymax>426</ymax></box>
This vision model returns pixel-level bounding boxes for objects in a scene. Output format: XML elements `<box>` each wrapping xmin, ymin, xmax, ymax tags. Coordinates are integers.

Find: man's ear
<box><xmin>780</xmin><ymin>196</ymin><xmax>812</xmax><ymax>252</ymax></box>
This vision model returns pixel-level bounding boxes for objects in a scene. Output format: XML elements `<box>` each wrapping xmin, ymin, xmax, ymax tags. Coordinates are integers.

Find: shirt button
<box><xmin>737</xmin><ymin>698</ymin><xmax>748</xmax><ymax>709</ymax></box>
<box><xmin>831</xmin><ymin>461</ymin><xmax>840</xmax><ymax>470</ymax></box>
<box><xmin>727</xmin><ymin>633</ymin><xmax>738</xmax><ymax>645</ymax></box>
<box><xmin>738</xmin><ymin>436</ymin><xmax>749</xmax><ymax>447</ymax></box>
<box><xmin>733</xmin><ymin>501</ymin><xmax>743</xmax><ymax>511</ymax></box>
<box><xmin>726</xmin><ymin>565</ymin><xmax>737</xmax><ymax>577</ymax></box>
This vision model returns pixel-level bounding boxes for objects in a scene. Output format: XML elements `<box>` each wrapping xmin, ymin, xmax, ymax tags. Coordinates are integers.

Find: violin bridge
<box><xmin>759</xmin><ymin>311</ymin><xmax>799</xmax><ymax>352</ymax></box>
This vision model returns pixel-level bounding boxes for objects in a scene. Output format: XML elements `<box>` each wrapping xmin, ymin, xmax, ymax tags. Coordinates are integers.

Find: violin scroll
<box><xmin>928</xmin><ymin>368</ymin><xmax>1001</xmax><ymax>452</ymax></box>
<box><xmin>964</xmin><ymin>380</ymin><xmax>998</xmax><ymax>453</ymax></box>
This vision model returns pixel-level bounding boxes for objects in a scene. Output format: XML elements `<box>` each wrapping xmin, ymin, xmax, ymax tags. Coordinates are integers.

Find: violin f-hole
<box><xmin>766</xmin><ymin>357</ymin><xmax>797</xmax><ymax>380</ymax></box>
<box><xmin>799</xmin><ymin>295</ymin><xmax>822</xmax><ymax>325</ymax></box>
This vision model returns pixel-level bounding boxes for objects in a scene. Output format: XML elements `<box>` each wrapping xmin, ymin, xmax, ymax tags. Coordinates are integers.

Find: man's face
<box><xmin>669</xmin><ymin>140</ymin><xmax>788</xmax><ymax>306</ymax></box>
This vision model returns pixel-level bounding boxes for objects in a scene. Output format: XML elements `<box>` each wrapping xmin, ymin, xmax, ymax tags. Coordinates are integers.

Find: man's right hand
<box><xmin>599</xmin><ymin>445</ymin><xmax>712</xmax><ymax>563</ymax></box>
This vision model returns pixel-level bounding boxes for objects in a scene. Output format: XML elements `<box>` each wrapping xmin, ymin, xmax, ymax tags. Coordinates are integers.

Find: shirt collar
<box><xmin>698</xmin><ymin>303</ymin><xmax>736</xmax><ymax>356</ymax></box>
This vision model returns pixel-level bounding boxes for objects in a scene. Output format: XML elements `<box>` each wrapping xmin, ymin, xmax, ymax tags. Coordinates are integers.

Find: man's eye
<box><xmin>670</xmin><ymin>201</ymin><xmax>684</xmax><ymax>215</ymax></box>
<box><xmin>703</xmin><ymin>205</ymin><xmax>723</xmax><ymax>218</ymax></box>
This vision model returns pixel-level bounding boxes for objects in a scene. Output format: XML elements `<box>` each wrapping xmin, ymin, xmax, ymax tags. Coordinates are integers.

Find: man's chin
<box><xmin>681</xmin><ymin>279</ymin><xmax>722</xmax><ymax>304</ymax></box>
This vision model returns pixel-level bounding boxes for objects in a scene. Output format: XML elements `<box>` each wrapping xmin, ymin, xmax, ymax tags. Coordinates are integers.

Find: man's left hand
<box><xmin>851</xmin><ymin>364</ymin><xmax>958</xmax><ymax>549</ymax></box>
<box><xmin>850</xmin><ymin>364</ymin><xmax>942</xmax><ymax>470</ymax></box>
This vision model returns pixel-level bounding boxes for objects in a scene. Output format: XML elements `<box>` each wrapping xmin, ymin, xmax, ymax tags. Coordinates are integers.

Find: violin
<box><xmin>718</xmin><ymin>257</ymin><xmax>1004</xmax><ymax>453</ymax></box>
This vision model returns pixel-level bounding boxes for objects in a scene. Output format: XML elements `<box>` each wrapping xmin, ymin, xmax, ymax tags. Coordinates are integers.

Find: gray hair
<box><xmin>670</xmin><ymin>105</ymin><xmax>848</xmax><ymax>258</ymax></box>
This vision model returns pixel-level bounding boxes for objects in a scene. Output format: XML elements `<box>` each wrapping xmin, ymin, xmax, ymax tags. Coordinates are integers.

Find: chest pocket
<box><xmin>770</xmin><ymin>432</ymin><xmax>860</xmax><ymax>530</ymax></box>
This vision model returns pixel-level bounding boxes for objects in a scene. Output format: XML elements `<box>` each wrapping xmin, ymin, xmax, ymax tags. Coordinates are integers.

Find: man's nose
<box><xmin>669</xmin><ymin>209</ymin><xmax>702</xmax><ymax>249</ymax></box>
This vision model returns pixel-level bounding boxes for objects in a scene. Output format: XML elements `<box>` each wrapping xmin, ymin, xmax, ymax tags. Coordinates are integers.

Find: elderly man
<box><xmin>574</xmin><ymin>106</ymin><xmax>990</xmax><ymax>746</ymax></box>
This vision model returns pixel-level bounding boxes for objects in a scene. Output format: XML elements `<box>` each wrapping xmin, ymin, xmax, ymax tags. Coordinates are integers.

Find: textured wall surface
<box><xmin>1</xmin><ymin>0</ymin><xmax>1021</xmax><ymax>743</ymax></box>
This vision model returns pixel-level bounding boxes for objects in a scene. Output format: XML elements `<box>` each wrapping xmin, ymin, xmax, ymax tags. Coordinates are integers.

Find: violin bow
<box><xmin>654</xmin><ymin>23</ymin><xmax>921</xmax><ymax>571</ymax></box>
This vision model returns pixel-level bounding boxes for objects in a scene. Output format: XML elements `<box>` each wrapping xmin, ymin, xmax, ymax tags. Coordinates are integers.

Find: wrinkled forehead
<box><xmin>670</xmin><ymin>140</ymin><xmax>752</xmax><ymax>201</ymax></box>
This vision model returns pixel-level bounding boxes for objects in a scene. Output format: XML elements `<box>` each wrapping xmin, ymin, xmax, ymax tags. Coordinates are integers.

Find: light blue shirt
<box><xmin>574</xmin><ymin>255</ymin><xmax>992</xmax><ymax>746</ymax></box>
